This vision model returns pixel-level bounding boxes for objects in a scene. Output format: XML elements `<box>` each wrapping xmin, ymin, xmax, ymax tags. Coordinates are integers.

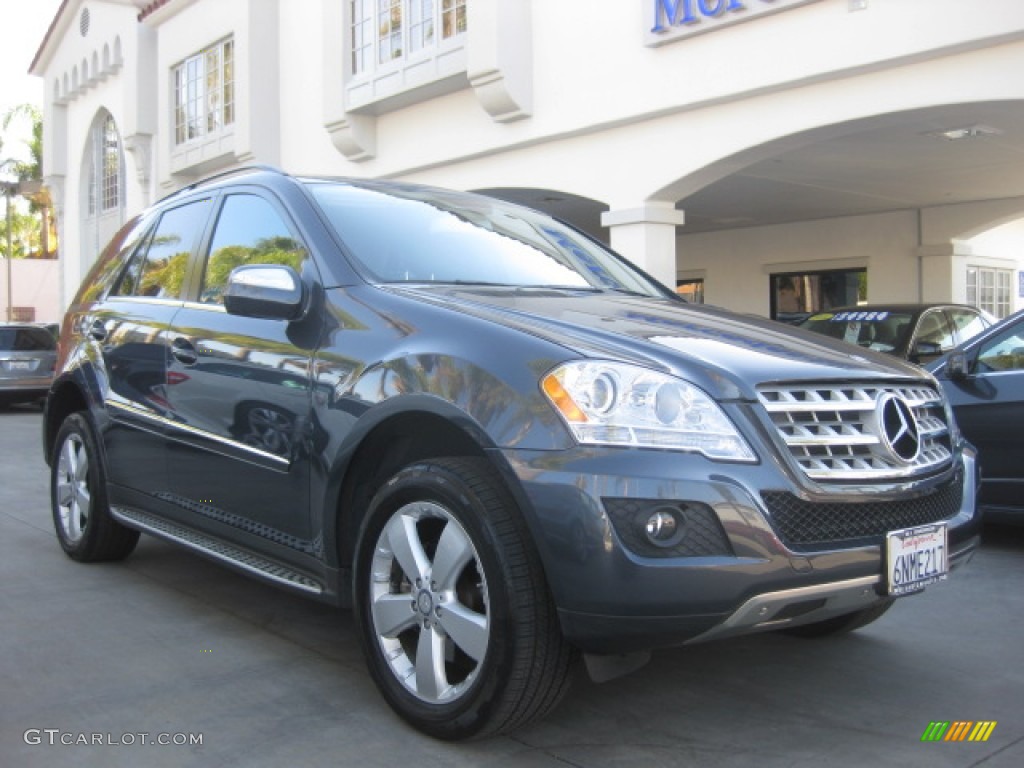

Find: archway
<box><xmin>473</xmin><ymin>188</ymin><xmax>610</xmax><ymax>244</ymax></box>
<box><xmin>79</xmin><ymin>109</ymin><xmax>126</xmax><ymax>276</ymax></box>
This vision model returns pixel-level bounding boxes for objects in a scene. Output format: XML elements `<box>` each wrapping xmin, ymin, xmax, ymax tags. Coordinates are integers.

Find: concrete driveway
<box><xmin>1</xmin><ymin>406</ymin><xmax>1021</xmax><ymax>767</ymax></box>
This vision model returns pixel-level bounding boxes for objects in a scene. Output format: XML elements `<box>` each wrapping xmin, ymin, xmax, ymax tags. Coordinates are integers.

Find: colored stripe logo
<box><xmin>921</xmin><ymin>721</ymin><xmax>997</xmax><ymax>742</ymax></box>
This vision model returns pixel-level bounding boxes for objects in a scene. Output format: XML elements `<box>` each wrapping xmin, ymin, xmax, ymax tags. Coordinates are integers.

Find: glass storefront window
<box><xmin>770</xmin><ymin>268</ymin><xmax>866</xmax><ymax>323</ymax></box>
<box><xmin>676</xmin><ymin>279</ymin><xmax>704</xmax><ymax>304</ymax></box>
<box><xmin>967</xmin><ymin>266</ymin><xmax>1012</xmax><ymax>318</ymax></box>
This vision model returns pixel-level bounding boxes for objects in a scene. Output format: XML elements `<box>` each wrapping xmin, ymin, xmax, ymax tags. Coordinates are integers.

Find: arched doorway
<box><xmin>80</xmin><ymin>109</ymin><xmax>125</xmax><ymax>275</ymax></box>
<box><xmin>649</xmin><ymin>101</ymin><xmax>1024</xmax><ymax>315</ymax></box>
<box><xmin>473</xmin><ymin>187</ymin><xmax>609</xmax><ymax>244</ymax></box>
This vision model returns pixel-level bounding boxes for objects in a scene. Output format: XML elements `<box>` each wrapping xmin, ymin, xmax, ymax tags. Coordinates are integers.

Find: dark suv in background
<box><xmin>797</xmin><ymin>303</ymin><xmax>992</xmax><ymax>364</ymax></box>
<box><xmin>44</xmin><ymin>168</ymin><xmax>979</xmax><ymax>739</ymax></box>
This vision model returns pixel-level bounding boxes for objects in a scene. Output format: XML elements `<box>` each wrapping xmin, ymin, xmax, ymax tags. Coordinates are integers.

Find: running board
<box><xmin>111</xmin><ymin>505</ymin><xmax>324</xmax><ymax>595</ymax></box>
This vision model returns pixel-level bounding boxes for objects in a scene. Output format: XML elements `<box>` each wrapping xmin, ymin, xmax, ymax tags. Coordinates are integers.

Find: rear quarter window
<box><xmin>76</xmin><ymin>213</ymin><xmax>157</xmax><ymax>304</ymax></box>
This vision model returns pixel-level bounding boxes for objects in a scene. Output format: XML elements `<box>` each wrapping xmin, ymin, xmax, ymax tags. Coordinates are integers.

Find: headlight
<box><xmin>541</xmin><ymin>361</ymin><xmax>756</xmax><ymax>462</ymax></box>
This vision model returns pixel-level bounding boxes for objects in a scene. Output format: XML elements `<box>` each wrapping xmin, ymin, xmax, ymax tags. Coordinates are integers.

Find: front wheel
<box><xmin>353</xmin><ymin>458</ymin><xmax>574</xmax><ymax>740</ymax></box>
<box><xmin>51</xmin><ymin>412</ymin><xmax>139</xmax><ymax>562</ymax></box>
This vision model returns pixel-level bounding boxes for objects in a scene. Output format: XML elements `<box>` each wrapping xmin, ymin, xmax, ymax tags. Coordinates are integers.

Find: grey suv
<box><xmin>44</xmin><ymin>168</ymin><xmax>979</xmax><ymax>739</ymax></box>
<box><xmin>1</xmin><ymin>323</ymin><xmax>57</xmax><ymax>407</ymax></box>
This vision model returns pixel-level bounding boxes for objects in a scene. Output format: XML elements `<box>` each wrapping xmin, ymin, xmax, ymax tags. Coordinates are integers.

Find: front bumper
<box><xmin>500</xmin><ymin>444</ymin><xmax>980</xmax><ymax>654</ymax></box>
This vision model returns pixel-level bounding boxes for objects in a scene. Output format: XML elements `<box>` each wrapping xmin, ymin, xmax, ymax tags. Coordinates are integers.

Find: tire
<box><xmin>51</xmin><ymin>412</ymin><xmax>140</xmax><ymax>562</ymax></box>
<box><xmin>353</xmin><ymin>457</ymin><xmax>574</xmax><ymax>740</ymax></box>
<box><xmin>780</xmin><ymin>600</ymin><xmax>894</xmax><ymax>638</ymax></box>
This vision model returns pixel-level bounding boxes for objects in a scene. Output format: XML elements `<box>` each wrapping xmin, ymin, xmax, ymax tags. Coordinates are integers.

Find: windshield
<box><xmin>799</xmin><ymin>310</ymin><xmax>914</xmax><ymax>354</ymax></box>
<box><xmin>307</xmin><ymin>182</ymin><xmax>667</xmax><ymax>297</ymax></box>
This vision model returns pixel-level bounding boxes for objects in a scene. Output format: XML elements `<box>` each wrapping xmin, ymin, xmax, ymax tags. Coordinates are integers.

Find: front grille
<box><xmin>757</xmin><ymin>382</ymin><xmax>952</xmax><ymax>480</ymax></box>
<box><xmin>762</xmin><ymin>475</ymin><xmax>962</xmax><ymax>552</ymax></box>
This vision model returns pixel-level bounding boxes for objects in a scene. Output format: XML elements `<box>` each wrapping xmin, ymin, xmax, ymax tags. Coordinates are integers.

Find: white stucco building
<box><xmin>29</xmin><ymin>0</ymin><xmax>1024</xmax><ymax>318</ymax></box>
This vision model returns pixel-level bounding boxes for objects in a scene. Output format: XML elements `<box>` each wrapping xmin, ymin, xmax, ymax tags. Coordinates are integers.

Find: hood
<box><xmin>386</xmin><ymin>286</ymin><xmax>930</xmax><ymax>401</ymax></box>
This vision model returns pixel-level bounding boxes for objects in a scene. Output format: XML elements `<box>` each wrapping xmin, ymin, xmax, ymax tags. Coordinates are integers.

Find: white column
<box><xmin>601</xmin><ymin>203</ymin><xmax>686</xmax><ymax>289</ymax></box>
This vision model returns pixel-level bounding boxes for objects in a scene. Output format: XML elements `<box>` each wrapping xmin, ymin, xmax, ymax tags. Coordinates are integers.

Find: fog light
<box><xmin>644</xmin><ymin>507</ymin><xmax>685</xmax><ymax>548</ymax></box>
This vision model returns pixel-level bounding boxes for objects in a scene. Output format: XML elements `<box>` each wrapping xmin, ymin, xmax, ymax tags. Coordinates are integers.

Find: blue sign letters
<box><xmin>652</xmin><ymin>0</ymin><xmax>747</xmax><ymax>33</ymax></box>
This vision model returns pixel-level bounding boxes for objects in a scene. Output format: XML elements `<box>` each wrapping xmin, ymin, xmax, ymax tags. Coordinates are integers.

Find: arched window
<box><xmin>80</xmin><ymin>109</ymin><xmax>127</xmax><ymax>282</ymax></box>
<box><xmin>101</xmin><ymin>114</ymin><xmax>120</xmax><ymax>210</ymax></box>
<box><xmin>86</xmin><ymin>112</ymin><xmax>122</xmax><ymax>215</ymax></box>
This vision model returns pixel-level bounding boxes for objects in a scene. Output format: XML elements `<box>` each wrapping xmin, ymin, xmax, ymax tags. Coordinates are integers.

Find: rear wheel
<box><xmin>780</xmin><ymin>600</ymin><xmax>894</xmax><ymax>638</ymax></box>
<box><xmin>353</xmin><ymin>457</ymin><xmax>574</xmax><ymax>740</ymax></box>
<box><xmin>51</xmin><ymin>412</ymin><xmax>139</xmax><ymax>562</ymax></box>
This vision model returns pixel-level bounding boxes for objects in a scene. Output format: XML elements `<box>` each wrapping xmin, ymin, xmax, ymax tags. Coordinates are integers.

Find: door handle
<box><xmin>170</xmin><ymin>337</ymin><xmax>199</xmax><ymax>366</ymax></box>
<box><xmin>86</xmin><ymin>319</ymin><xmax>108</xmax><ymax>342</ymax></box>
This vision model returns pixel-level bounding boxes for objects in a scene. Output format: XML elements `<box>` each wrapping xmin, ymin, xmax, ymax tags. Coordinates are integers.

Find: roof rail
<box><xmin>155</xmin><ymin>164</ymin><xmax>288</xmax><ymax>206</ymax></box>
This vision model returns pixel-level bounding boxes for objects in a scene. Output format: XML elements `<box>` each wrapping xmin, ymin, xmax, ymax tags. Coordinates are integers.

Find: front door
<box><xmin>945</xmin><ymin>319</ymin><xmax>1024</xmax><ymax>512</ymax></box>
<box><xmin>162</xmin><ymin>192</ymin><xmax>320</xmax><ymax>561</ymax></box>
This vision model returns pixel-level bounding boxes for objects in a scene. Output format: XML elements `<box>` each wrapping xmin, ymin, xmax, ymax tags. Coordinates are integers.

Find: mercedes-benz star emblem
<box><xmin>877</xmin><ymin>393</ymin><xmax>921</xmax><ymax>463</ymax></box>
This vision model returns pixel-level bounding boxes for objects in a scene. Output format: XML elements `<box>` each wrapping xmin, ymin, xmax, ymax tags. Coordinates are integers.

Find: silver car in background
<box><xmin>0</xmin><ymin>323</ymin><xmax>57</xmax><ymax>408</ymax></box>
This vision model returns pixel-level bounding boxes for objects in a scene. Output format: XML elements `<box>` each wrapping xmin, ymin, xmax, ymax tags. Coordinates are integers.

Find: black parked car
<box><xmin>927</xmin><ymin>310</ymin><xmax>1024</xmax><ymax>524</ymax></box>
<box><xmin>43</xmin><ymin>168</ymin><xmax>979</xmax><ymax>739</ymax></box>
<box><xmin>798</xmin><ymin>304</ymin><xmax>993</xmax><ymax>364</ymax></box>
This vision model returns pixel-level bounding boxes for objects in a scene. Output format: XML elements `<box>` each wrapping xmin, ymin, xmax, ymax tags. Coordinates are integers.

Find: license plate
<box><xmin>886</xmin><ymin>523</ymin><xmax>948</xmax><ymax>595</ymax></box>
<box><xmin>7</xmin><ymin>361</ymin><xmax>33</xmax><ymax>370</ymax></box>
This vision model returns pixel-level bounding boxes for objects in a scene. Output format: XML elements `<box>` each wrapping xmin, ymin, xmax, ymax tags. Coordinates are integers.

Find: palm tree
<box><xmin>2</xmin><ymin>104</ymin><xmax>54</xmax><ymax>257</ymax></box>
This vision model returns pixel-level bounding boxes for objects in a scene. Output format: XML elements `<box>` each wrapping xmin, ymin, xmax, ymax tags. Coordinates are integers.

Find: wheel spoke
<box><xmin>430</xmin><ymin>520</ymin><xmax>474</xmax><ymax>592</ymax></box>
<box><xmin>385</xmin><ymin>513</ymin><xmax>430</xmax><ymax>585</ymax></box>
<box><xmin>56</xmin><ymin>479</ymin><xmax>74</xmax><ymax>507</ymax></box>
<box><xmin>74</xmin><ymin>447</ymin><xmax>90</xmax><ymax>484</ymax></box>
<box><xmin>437</xmin><ymin>602</ymin><xmax>488</xmax><ymax>662</ymax></box>
<box><xmin>414</xmin><ymin>624</ymin><xmax>448</xmax><ymax>701</ymax></box>
<box><xmin>68</xmin><ymin>500</ymin><xmax>83</xmax><ymax>538</ymax></box>
<box><xmin>61</xmin><ymin>439</ymin><xmax>77</xmax><ymax>479</ymax></box>
<box><xmin>372</xmin><ymin>593</ymin><xmax>419</xmax><ymax>638</ymax></box>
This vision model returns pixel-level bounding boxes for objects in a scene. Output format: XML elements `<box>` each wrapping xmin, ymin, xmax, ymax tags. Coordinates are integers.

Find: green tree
<box><xmin>139</xmin><ymin>250</ymin><xmax>191</xmax><ymax>297</ymax></box>
<box><xmin>0</xmin><ymin>207</ymin><xmax>39</xmax><ymax>259</ymax></box>
<box><xmin>1</xmin><ymin>104</ymin><xmax>54</xmax><ymax>258</ymax></box>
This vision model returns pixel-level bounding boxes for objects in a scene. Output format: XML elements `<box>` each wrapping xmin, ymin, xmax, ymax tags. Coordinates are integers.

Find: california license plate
<box><xmin>886</xmin><ymin>523</ymin><xmax>948</xmax><ymax>595</ymax></box>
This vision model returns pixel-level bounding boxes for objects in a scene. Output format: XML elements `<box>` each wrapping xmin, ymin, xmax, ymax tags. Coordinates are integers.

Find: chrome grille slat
<box><xmin>757</xmin><ymin>382</ymin><xmax>953</xmax><ymax>480</ymax></box>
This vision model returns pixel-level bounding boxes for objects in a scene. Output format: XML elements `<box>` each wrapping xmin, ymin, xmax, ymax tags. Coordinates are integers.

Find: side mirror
<box><xmin>946</xmin><ymin>351</ymin><xmax>970</xmax><ymax>380</ymax></box>
<box><xmin>223</xmin><ymin>265</ymin><xmax>306</xmax><ymax>321</ymax></box>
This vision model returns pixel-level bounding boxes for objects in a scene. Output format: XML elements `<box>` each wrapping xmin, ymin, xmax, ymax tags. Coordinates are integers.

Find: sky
<box><xmin>0</xmin><ymin>0</ymin><xmax>64</xmax><ymax>164</ymax></box>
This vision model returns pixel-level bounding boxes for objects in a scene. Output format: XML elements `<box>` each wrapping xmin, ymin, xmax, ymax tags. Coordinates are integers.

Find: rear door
<box><xmin>92</xmin><ymin>198</ymin><xmax>213</xmax><ymax>499</ymax></box>
<box><xmin>162</xmin><ymin>190</ymin><xmax>320</xmax><ymax>559</ymax></box>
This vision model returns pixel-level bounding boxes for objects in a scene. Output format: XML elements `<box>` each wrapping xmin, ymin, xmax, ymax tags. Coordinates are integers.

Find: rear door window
<box><xmin>112</xmin><ymin>199</ymin><xmax>212</xmax><ymax>299</ymax></box>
